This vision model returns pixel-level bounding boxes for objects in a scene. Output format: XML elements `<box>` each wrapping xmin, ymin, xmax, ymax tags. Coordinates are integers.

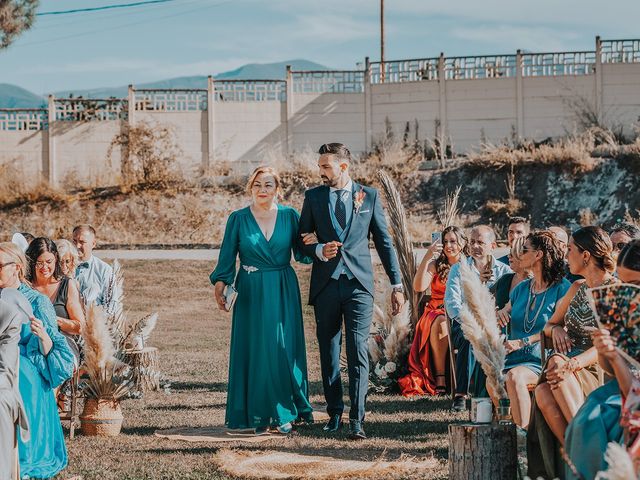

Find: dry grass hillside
<box><xmin>1</xmin><ymin>126</ymin><xmax>639</xmax><ymax>245</ymax></box>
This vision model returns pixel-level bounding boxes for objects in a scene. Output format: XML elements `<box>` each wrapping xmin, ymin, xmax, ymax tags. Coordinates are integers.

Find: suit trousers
<box><xmin>450</xmin><ymin>319</ymin><xmax>471</xmax><ymax>396</ymax></box>
<box><xmin>314</xmin><ymin>276</ymin><xmax>373</xmax><ymax>422</ymax></box>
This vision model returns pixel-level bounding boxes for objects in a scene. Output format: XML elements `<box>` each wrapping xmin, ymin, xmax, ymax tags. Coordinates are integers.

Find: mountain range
<box><xmin>0</xmin><ymin>59</ymin><xmax>331</xmax><ymax>108</ymax></box>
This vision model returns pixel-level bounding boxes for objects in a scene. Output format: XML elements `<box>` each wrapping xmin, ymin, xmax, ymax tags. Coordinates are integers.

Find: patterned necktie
<box><xmin>334</xmin><ymin>190</ymin><xmax>347</xmax><ymax>230</ymax></box>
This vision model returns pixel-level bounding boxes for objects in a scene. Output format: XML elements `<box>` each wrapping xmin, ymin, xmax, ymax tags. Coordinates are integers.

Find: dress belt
<box><xmin>241</xmin><ymin>264</ymin><xmax>290</xmax><ymax>274</ymax></box>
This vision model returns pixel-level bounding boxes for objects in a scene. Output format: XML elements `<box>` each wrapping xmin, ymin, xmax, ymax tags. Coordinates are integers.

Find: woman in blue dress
<box><xmin>564</xmin><ymin>240</ymin><xmax>640</xmax><ymax>479</ymax></box>
<box><xmin>0</xmin><ymin>242</ymin><xmax>74</xmax><ymax>479</ymax></box>
<box><xmin>495</xmin><ymin>231</ymin><xmax>571</xmax><ymax>428</ymax></box>
<box><xmin>210</xmin><ymin>166</ymin><xmax>314</xmax><ymax>435</ymax></box>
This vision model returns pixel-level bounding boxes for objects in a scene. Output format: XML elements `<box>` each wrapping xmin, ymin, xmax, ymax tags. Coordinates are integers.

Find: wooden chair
<box><xmin>58</xmin><ymin>367</ymin><xmax>82</xmax><ymax>439</ymax></box>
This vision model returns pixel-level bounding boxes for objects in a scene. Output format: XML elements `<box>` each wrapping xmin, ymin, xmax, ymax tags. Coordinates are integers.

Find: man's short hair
<box><xmin>610</xmin><ymin>222</ymin><xmax>640</xmax><ymax>240</ymax></box>
<box><xmin>472</xmin><ymin>225</ymin><xmax>496</xmax><ymax>243</ymax></box>
<box><xmin>318</xmin><ymin>143</ymin><xmax>352</xmax><ymax>162</ymax></box>
<box><xmin>507</xmin><ymin>216</ymin><xmax>529</xmax><ymax>227</ymax></box>
<box><xmin>72</xmin><ymin>224</ymin><xmax>97</xmax><ymax>237</ymax></box>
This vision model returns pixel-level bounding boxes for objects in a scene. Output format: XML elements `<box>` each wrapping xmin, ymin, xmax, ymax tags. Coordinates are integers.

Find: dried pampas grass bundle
<box><xmin>376</xmin><ymin>170</ymin><xmax>419</xmax><ymax>328</ymax></box>
<box><xmin>437</xmin><ymin>185</ymin><xmax>462</xmax><ymax>229</ymax></box>
<box><xmin>458</xmin><ymin>260</ymin><xmax>507</xmax><ymax>401</ymax></box>
<box><xmin>595</xmin><ymin>442</ymin><xmax>637</xmax><ymax>480</ymax></box>
<box><xmin>82</xmin><ymin>304</ymin><xmax>132</xmax><ymax>401</ymax></box>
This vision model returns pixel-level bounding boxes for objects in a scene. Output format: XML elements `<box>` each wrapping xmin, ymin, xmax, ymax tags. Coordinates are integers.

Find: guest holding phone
<box><xmin>210</xmin><ymin>166</ymin><xmax>314</xmax><ymax>435</ymax></box>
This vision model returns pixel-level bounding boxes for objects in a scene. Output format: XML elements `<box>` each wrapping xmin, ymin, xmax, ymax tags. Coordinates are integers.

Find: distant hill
<box><xmin>0</xmin><ymin>84</ymin><xmax>46</xmax><ymax>108</ymax></box>
<box><xmin>0</xmin><ymin>59</ymin><xmax>332</xmax><ymax>107</ymax></box>
<box><xmin>54</xmin><ymin>59</ymin><xmax>331</xmax><ymax>99</ymax></box>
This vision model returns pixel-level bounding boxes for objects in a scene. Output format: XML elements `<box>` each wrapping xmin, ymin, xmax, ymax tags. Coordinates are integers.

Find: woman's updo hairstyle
<box><xmin>572</xmin><ymin>226</ymin><xmax>616</xmax><ymax>273</ymax></box>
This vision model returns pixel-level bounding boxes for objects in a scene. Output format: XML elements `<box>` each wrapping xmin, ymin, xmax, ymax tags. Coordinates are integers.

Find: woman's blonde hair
<box><xmin>245</xmin><ymin>166</ymin><xmax>282</xmax><ymax>199</ymax></box>
<box><xmin>0</xmin><ymin>241</ymin><xmax>28</xmax><ymax>284</ymax></box>
<box><xmin>55</xmin><ymin>239</ymin><xmax>80</xmax><ymax>276</ymax></box>
<box><xmin>510</xmin><ymin>236</ymin><xmax>526</xmax><ymax>260</ymax></box>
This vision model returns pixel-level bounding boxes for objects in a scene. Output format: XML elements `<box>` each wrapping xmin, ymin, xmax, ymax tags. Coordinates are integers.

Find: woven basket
<box><xmin>80</xmin><ymin>398</ymin><xmax>123</xmax><ymax>436</ymax></box>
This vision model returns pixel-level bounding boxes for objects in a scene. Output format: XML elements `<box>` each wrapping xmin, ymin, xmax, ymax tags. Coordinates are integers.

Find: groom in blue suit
<box><xmin>298</xmin><ymin>143</ymin><xmax>404</xmax><ymax>440</ymax></box>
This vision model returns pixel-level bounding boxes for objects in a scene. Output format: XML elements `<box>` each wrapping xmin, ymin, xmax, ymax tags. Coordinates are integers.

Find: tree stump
<box><xmin>448</xmin><ymin>423</ymin><xmax>517</xmax><ymax>480</ymax></box>
<box><xmin>123</xmin><ymin>346</ymin><xmax>160</xmax><ymax>393</ymax></box>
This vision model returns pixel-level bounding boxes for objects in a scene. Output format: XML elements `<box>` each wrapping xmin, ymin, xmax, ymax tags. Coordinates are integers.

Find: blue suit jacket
<box><xmin>297</xmin><ymin>182</ymin><xmax>402</xmax><ymax>305</ymax></box>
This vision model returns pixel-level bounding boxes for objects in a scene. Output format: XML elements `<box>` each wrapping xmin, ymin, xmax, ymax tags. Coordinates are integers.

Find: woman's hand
<box><xmin>551</xmin><ymin>325</ymin><xmax>573</xmax><ymax>355</ymax></box>
<box><xmin>426</xmin><ymin>239</ymin><xmax>443</xmax><ymax>258</ymax></box>
<box><xmin>214</xmin><ymin>281</ymin><xmax>227</xmax><ymax>311</ymax></box>
<box><xmin>545</xmin><ymin>358</ymin><xmax>579</xmax><ymax>389</ymax></box>
<box><xmin>504</xmin><ymin>339</ymin><xmax>522</xmax><ymax>354</ymax></box>
<box><xmin>497</xmin><ymin>306</ymin><xmax>511</xmax><ymax>328</ymax></box>
<box><xmin>30</xmin><ymin>316</ymin><xmax>53</xmax><ymax>355</ymax></box>
<box><xmin>301</xmin><ymin>232</ymin><xmax>318</xmax><ymax>245</ymax></box>
<box><xmin>592</xmin><ymin>328</ymin><xmax>619</xmax><ymax>364</ymax></box>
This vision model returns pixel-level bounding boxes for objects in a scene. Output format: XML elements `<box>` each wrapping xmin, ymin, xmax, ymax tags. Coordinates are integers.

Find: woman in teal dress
<box><xmin>0</xmin><ymin>242</ymin><xmax>74</xmax><ymax>479</ymax></box>
<box><xmin>564</xmin><ymin>240</ymin><xmax>640</xmax><ymax>480</ymax></box>
<box><xmin>210</xmin><ymin>166</ymin><xmax>314</xmax><ymax>434</ymax></box>
<box><xmin>494</xmin><ymin>232</ymin><xmax>570</xmax><ymax>428</ymax></box>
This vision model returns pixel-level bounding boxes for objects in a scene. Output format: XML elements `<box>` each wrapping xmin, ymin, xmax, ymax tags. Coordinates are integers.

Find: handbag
<box><xmin>223</xmin><ymin>284</ymin><xmax>238</xmax><ymax>312</ymax></box>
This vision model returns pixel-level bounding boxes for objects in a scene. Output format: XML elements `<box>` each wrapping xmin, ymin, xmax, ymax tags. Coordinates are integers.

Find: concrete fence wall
<box><xmin>1</xmin><ymin>36</ymin><xmax>639</xmax><ymax>188</ymax></box>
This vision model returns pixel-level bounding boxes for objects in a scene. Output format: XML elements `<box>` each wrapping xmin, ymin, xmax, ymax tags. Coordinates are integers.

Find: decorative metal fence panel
<box><xmin>291</xmin><ymin>71</ymin><xmax>364</xmax><ymax>93</ymax></box>
<box><xmin>370</xmin><ymin>58</ymin><xmax>439</xmax><ymax>84</ymax></box>
<box><xmin>444</xmin><ymin>55</ymin><xmax>517</xmax><ymax>80</ymax></box>
<box><xmin>134</xmin><ymin>89</ymin><xmax>207</xmax><ymax>111</ymax></box>
<box><xmin>521</xmin><ymin>51</ymin><xmax>596</xmax><ymax>77</ymax></box>
<box><xmin>601</xmin><ymin>39</ymin><xmax>640</xmax><ymax>63</ymax></box>
<box><xmin>0</xmin><ymin>109</ymin><xmax>48</xmax><ymax>131</ymax></box>
<box><xmin>54</xmin><ymin>99</ymin><xmax>128</xmax><ymax>121</ymax></box>
<box><xmin>213</xmin><ymin>81</ymin><xmax>285</xmax><ymax>102</ymax></box>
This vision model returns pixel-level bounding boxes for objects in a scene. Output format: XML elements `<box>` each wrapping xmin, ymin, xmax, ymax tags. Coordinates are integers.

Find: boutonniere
<box><xmin>354</xmin><ymin>188</ymin><xmax>366</xmax><ymax>214</ymax></box>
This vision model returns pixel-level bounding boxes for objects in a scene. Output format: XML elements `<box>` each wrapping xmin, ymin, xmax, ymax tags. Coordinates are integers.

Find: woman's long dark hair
<box><xmin>25</xmin><ymin>237</ymin><xmax>63</xmax><ymax>282</ymax></box>
<box><xmin>618</xmin><ymin>239</ymin><xmax>640</xmax><ymax>271</ymax></box>
<box><xmin>528</xmin><ymin>231</ymin><xmax>566</xmax><ymax>285</ymax></box>
<box><xmin>572</xmin><ymin>226</ymin><xmax>616</xmax><ymax>273</ymax></box>
<box><xmin>435</xmin><ymin>226</ymin><xmax>468</xmax><ymax>281</ymax></box>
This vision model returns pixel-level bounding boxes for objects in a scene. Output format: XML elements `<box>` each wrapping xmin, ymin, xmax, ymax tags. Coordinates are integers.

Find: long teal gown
<box><xmin>210</xmin><ymin>205</ymin><xmax>314</xmax><ymax>429</ymax></box>
<box><xmin>565</xmin><ymin>379</ymin><xmax>624</xmax><ymax>480</ymax></box>
<box><xmin>7</xmin><ymin>284</ymin><xmax>75</xmax><ymax>479</ymax></box>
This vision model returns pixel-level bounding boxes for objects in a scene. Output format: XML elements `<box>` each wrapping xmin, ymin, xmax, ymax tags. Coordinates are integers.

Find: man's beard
<box><xmin>321</xmin><ymin>175</ymin><xmax>337</xmax><ymax>187</ymax></box>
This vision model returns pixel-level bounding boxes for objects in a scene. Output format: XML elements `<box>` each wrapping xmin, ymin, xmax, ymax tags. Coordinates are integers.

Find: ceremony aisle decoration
<box><xmin>368</xmin><ymin>171</ymin><xmax>416</xmax><ymax>391</ymax></box>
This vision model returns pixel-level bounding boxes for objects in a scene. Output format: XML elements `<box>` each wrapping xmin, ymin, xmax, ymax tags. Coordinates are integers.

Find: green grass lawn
<box><xmin>63</xmin><ymin>260</ymin><xmax>465</xmax><ymax>479</ymax></box>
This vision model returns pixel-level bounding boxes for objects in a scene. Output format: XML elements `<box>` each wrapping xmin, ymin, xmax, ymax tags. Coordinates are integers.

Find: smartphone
<box><xmin>431</xmin><ymin>231</ymin><xmax>441</xmax><ymax>244</ymax></box>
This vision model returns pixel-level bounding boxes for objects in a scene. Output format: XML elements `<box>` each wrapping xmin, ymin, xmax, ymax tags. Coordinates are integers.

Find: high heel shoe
<box><xmin>435</xmin><ymin>375</ymin><xmax>447</xmax><ymax>395</ymax></box>
<box><xmin>276</xmin><ymin>422</ymin><xmax>293</xmax><ymax>434</ymax></box>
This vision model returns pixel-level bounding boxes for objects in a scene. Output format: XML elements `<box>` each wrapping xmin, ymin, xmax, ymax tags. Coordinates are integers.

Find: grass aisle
<box><xmin>65</xmin><ymin>260</ymin><xmax>465</xmax><ymax>479</ymax></box>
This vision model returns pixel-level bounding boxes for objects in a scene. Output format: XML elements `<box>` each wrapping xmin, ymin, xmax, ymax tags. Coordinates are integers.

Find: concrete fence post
<box><xmin>595</xmin><ymin>35</ymin><xmax>603</xmax><ymax>121</ymax></box>
<box><xmin>285</xmin><ymin>65</ymin><xmax>293</xmax><ymax>158</ymax></box>
<box><xmin>127</xmin><ymin>85</ymin><xmax>135</xmax><ymax>125</ymax></box>
<box><xmin>364</xmin><ymin>57</ymin><xmax>372</xmax><ymax>152</ymax></box>
<box><xmin>516</xmin><ymin>49</ymin><xmax>524</xmax><ymax>138</ymax></box>
<box><xmin>46</xmin><ymin>95</ymin><xmax>57</xmax><ymax>186</ymax></box>
<box><xmin>437</xmin><ymin>53</ymin><xmax>448</xmax><ymax>142</ymax></box>
<box><xmin>206</xmin><ymin>75</ymin><xmax>215</xmax><ymax>171</ymax></box>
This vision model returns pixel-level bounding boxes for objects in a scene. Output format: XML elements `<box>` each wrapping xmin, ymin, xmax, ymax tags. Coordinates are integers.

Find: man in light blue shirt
<box><xmin>445</xmin><ymin>225</ymin><xmax>512</xmax><ymax>411</ymax></box>
<box><xmin>73</xmin><ymin>225</ymin><xmax>115</xmax><ymax>307</ymax></box>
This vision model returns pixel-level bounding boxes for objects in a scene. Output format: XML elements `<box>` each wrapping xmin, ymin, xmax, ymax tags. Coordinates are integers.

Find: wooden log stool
<box><xmin>448</xmin><ymin>423</ymin><xmax>517</xmax><ymax>480</ymax></box>
<box><xmin>123</xmin><ymin>346</ymin><xmax>160</xmax><ymax>393</ymax></box>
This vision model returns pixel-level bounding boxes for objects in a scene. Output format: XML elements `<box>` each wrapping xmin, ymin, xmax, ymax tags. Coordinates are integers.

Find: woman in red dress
<box><xmin>399</xmin><ymin>226</ymin><xmax>468</xmax><ymax>396</ymax></box>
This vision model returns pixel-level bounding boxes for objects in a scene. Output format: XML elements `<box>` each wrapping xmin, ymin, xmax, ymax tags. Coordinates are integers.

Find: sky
<box><xmin>1</xmin><ymin>0</ymin><xmax>639</xmax><ymax>94</ymax></box>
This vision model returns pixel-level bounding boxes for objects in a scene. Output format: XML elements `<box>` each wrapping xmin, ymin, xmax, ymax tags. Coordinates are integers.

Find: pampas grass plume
<box><xmin>595</xmin><ymin>442</ymin><xmax>637</xmax><ymax>480</ymax></box>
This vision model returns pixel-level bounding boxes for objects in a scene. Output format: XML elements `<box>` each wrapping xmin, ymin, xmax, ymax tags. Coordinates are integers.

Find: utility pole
<box><xmin>380</xmin><ymin>0</ymin><xmax>385</xmax><ymax>83</ymax></box>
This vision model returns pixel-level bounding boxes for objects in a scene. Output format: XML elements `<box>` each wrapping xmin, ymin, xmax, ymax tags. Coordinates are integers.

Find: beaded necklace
<box><xmin>523</xmin><ymin>281</ymin><xmax>549</xmax><ymax>334</ymax></box>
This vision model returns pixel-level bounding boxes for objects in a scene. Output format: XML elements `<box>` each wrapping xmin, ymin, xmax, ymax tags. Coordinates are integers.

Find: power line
<box><xmin>15</xmin><ymin>0</ymin><xmax>235</xmax><ymax>48</ymax></box>
<box><xmin>36</xmin><ymin>0</ymin><xmax>179</xmax><ymax>16</ymax></box>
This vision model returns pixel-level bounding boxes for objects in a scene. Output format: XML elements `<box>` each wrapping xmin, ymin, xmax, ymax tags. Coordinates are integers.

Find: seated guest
<box><xmin>610</xmin><ymin>222</ymin><xmax>640</xmax><ymax>257</ymax></box>
<box><xmin>494</xmin><ymin>232</ymin><xmax>571</xmax><ymax>428</ymax></box>
<box><xmin>0</xmin><ymin>300</ymin><xmax>28</xmax><ymax>480</ymax></box>
<box><xmin>399</xmin><ymin>226</ymin><xmax>467</xmax><ymax>396</ymax></box>
<box><xmin>471</xmin><ymin>237</ymin><xmax>531</xmax><ymax>398</ymax></box>
<box><xmin>527</xmin><ymin>226</ymin><xmax>617</xmax><ymax>479</ymax></box>
<box><xmin>26</xmin><ymin>238</ymin><xmax>85</xmax><ymax>362</ymax></box>
<box><xmin>0</xmin><ymin>242</ymin><xmax>74</xmax><ymax>479</ymax></box>
<box><xmin>549</xmin><ymin>225</ymin><xmax>583</xmax><ymax>283</ymax></box>
<box><xmin>445</xmin><ymin>225</ymin><xmax>512</xmax><ymax>411</ymax></box>
<box><xmin>73</xmin><ymin>224</ymin><xmax>115</xmax><ymax>307</ymax></box>
<box><xmin>498</xmin><ymin>216</ymin><xmax>530</xmax><ymax>265</ymax></box>
<box><xmin>55</xmin><ymin>239</ymin><xmax>80</xmax><ymax>280</ymax></box>
<box><xmin>564</xmin><ymin>240</ymin><xmax>640</xmax><ymax>480</ymax></box>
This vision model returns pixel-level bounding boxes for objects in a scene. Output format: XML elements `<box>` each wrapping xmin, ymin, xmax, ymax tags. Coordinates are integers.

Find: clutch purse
<box><xmin>223</xmin><ymin>284</ymin><xmax>238</xmax><ymax>312</ymax></box>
